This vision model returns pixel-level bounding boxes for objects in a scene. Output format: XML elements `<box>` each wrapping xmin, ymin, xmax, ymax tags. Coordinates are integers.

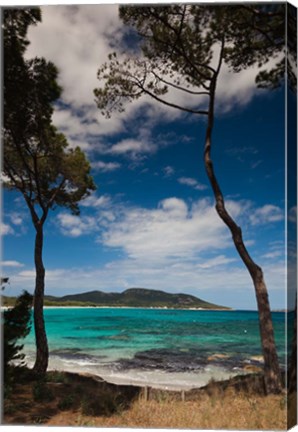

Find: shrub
<box><xmin>58</xmin><ymin>394</ymin><xmax>75</xmax><ymax>410</ymax></box>
<box><xmin>32</xmin><ymin>380</ymin><xmax>55</xmax><ymax>402</ymax></box>
<box><xmin>81</xmin><ymin>391</ymin><xmax>120</xmax><ymax>416</ymax></box>
<box><xmin>3</xmin><ymin>290</ymin><xmax>33</xmax><ymax>383</ymax></box>
<box><xmin>46</xmin><ymin>370</ymin><xmax>67</xmax><ymax>384</ymax></box>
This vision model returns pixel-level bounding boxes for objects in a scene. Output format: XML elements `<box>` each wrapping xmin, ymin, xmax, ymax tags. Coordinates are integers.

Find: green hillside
<box><xmin>2</xmin><ymin>288</ymin><xmax>230</xmax><ymax>309</ymax></box>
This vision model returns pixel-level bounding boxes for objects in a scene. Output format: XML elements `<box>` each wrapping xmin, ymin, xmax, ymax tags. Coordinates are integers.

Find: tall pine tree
<box><xmin>94</xmin><ymin>4</ymin><xmax>288</xmax><ymax>393</ymax></box>
<box><xmin>3</xmin><ymin>8</ymin><xmax>96</xmax><ymax>375</ymax></box>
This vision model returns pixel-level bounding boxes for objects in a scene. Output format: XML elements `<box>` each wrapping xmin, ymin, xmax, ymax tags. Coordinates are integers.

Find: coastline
<box><xmin>1</xmin><ymin>305</ymin><xmax>234</xmax><ymax>311</ymax></box>
<box><xmin>44</xmin><ymin>305</ymin><xmax>234</xmax><ymax>311</ymax></box>
<box><xmin>22</xmin><ymin>347</ymin><xmax>264</xmax><ymax>392</ymax></box>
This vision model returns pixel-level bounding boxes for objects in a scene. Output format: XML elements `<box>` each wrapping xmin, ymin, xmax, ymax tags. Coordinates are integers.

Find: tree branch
<box><xmin>134</xmin><ymin>76</ymin><xmax>208</xmax><ymax>115</ymax></box>
<box><xmin>151</xmin><ymin>69</ymin><xmax>210</xmax><ymax>96</ymax></box>
<box><xmin>47</xmin><ymin>177</ymin><xmax>66</xmax><ymax>209</ymax></box>
<box><xmin>139</xmin><ymin>10</ymin><xmax>215</xmax><ymax>81</ymax></box>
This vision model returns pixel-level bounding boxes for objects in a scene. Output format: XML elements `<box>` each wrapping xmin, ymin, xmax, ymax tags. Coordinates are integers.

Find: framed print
<box><xmin>1</xmin><ymin>2</ymin><xmax>297</xmax><ymax>430</ymax></box>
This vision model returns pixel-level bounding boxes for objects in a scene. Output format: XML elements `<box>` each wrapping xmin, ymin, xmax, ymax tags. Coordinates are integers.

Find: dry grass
<box><xmin>62</xmin><ymin>386</ymin><xmax>287</xmax><ymax>430</ymax></box>
<box><xmin>3</xmin><ymin>367</ymin><xmax>289</xmax><ymax>430</ymax></box>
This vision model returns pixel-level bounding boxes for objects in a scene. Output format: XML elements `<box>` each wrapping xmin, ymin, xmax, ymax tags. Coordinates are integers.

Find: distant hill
<box><xmin>2</xmin><ymin>288</ymin><xmax>229</xmax><ymax>309</ymax></box>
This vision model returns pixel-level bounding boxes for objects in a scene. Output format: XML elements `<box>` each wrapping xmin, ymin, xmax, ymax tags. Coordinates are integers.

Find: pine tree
<box><xmin>94</xmin><ymin>4</ymin><xmax>288</xmax><ymax>393</ymax></box>
<box><xmin>3</xmin><ymin>8</ymin><xmax>96</xmax><ymax>375</ymax></box>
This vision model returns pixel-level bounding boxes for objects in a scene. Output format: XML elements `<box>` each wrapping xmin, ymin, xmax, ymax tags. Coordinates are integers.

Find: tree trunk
<box><xmin>203</xmin><ymin>75</ymin><xmax>282</xmax><ymax>394</ymax></box>
<box><xmin>32</xmin><ymin>225</ymin><xmax>48</xmax><ymax>375</ymax></box>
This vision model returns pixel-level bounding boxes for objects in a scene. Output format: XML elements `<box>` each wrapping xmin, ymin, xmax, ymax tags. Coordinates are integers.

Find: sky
<box><xmin>1</xmin><ymin>3</ymin><xmax>295</xmax><ymax>310</ymax></box>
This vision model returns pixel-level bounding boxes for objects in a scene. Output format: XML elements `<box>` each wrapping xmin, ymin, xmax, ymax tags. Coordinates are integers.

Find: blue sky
<box><xmin>1</xmin><ymin>4</ymin><xmax>294</xmax><ymax>310</ymax></box>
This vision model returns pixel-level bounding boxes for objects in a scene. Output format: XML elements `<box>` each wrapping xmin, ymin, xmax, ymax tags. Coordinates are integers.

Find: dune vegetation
<box><xmin>3</xmin><ymin>367</ymin><xmax>291</xmax><ymax>429</ymax></box>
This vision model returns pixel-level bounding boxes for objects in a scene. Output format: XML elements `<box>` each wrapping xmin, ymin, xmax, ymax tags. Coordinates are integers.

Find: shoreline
<box><xmin>1</xmin><ymin>305</ymin><xmax>234</xmax><ymax>311</ymax></box>
<box><xmin>23</xmin><ymin>350</ymin><xmax>262</xmax><ymax>391</ymax></box>
<box><xmin>20</xmin><ymin>357</ymin><xmax>255</xmax><ymax>391</ymax></box>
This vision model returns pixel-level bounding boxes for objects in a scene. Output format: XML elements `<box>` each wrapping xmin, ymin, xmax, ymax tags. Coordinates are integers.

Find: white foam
<box><xmin>24</xmin><ymin>353</ymin><xmax>241</xmax><ymax>390</ymax></box>
<box><xmin>96</xmin><ymin>365</ymin><xmax>241</xmax><ymax>390</ymax></box>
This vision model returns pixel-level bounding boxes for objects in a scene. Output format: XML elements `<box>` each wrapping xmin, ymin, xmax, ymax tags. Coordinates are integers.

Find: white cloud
<box><xmin>24</xmin><ymin>4</ymin><xmax>283</xmax><ymax>163</ymax></box>
<box><xmin>108</xmin><ymin>138</ymin><xmax>155</xmax><ymax>156</ymax></box>
<box><xmin>1</xmin><ymin>260</ymin><xmax>24</xmax><ymax>268</ymax></box>
<box><xmin>250</xmin><ymin>205</ymin><xmax>284</xmax><ymax>226</ymax></box>
<box><xmin>27</xmin><ymin>5</ymin><xmax>122</xmax><ymax>108</ymax></box>
<box><xmin>1</xmin><ymin>222</ymin><xmax>14</xmax><ymax>236</ymax></box>
<box><xmin>91</xmin><ymin>161</ymin><xmax>121</xmax><ymax>172</ymax></box>
<box><xmin>26</xmin><ymin>5</ymin><xmax>128</xmax><ymax>154</ymax></box>
<box><xmin>262</xmin><ymin>251</ymin><xmax>283</xmax><ymax>260</ymax></box>
<box><xmin>197</xmin><ymin>255</ymin><xmax>236</xmax><ymax>269</ymax></box>
<box><xmin>11</xmin><ymin>256</ymin><xmax>285</xmax><ymax>310</ymax></box>
<box><xmin>52</xmin><ymin>106</ymin><xmax>125</xmax><ymax>147</ymax></box>
<box><xmin>9</xmin><ymin>213</ymin><xmax>24</xmax><ymax>226</ymax></box>
<box><xmin>17</xmin><ymin>269</ymin><xmax>68</xmax><ymax>281</ymax></box>
<box><xmin>163</xmin><ymin>166</ymin><xmax>175</xmax><ymax>177</ymax></box>
<box><xmin>81</xmin><ymin>194</ymin><xmax>111</xmax><ymax>208</ymax></box>
<box><xmin>178</xmin><ymin>177</ymin><xmax>208</xmax><ymax>191</ymax></box>
<box><xmin>101</xmin><ymin>197</ymin><xmax>231</xmax><ymax>262</ymax></box>
<box><xmin>57</xmin><ymin>213</ymin><xmax>97</xmax><ymax>237</ymax></box>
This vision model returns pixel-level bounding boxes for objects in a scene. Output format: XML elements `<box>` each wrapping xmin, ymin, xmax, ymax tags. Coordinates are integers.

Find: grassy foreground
<box><xmin>3</xmin><ymin>367</ymin><xmax>292</xmax><ymax>429</ymax></box>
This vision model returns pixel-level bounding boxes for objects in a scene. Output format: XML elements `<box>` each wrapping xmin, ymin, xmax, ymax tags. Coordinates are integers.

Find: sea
<box><xmin>22</xmin><ymin>308</ymin><xmax>288</xmax><ymax>390</ymax></box>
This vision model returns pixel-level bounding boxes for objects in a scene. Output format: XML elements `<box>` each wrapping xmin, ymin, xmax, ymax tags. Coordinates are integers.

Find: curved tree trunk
<box><xmin>32</xmin><ymin>225</ymin><xmax>48</xmax><ymax>375</ymax></box>
<box><xmin>203</xmin><ymin>74</ymin><xmax>282</xmax><ymax>394</ymax></box>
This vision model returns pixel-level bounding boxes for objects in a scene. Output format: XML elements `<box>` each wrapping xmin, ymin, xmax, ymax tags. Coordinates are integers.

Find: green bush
<box><xmin>32</xmin><ymin>380</ymin><xmax>55</xmax><ymax>402</ymax></box>
<box><xmin>46</xmin><ymin>370</ymin><xmax>67</xmax><ymax>384</ymax></box>
<box><xmin>58</xmin><ymin>394</ymin><xmax>75</xmax><ymax>410</ymax></box>
<box><xmin>3</xmin><ymin>290</ymin><xmax>33</xmax><ymax>383</ymax></box>
<box><xmin>80</xmin><ymin>391</ymin><xmax>120</xmax><ymax>416</ymax></box>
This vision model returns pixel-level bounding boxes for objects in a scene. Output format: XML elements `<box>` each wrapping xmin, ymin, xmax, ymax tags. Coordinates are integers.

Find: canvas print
<box><xmin>1</xmin><ymin>1</ymin><xmax>297</xmax><ymax>429</ymax></box>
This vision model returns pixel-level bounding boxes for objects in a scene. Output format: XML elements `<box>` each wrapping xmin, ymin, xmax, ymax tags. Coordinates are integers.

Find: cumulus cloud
<box><xmin>262</xmin><ymin>250</ymin><xmax>283</xmax><ymax>260</ymax></box>
<box><xmin>1</xmin><ymin>222</ymin><xmax>14</xmax><ymax>236</ymax></box>
<box><xmin>11</xmin><ymin>255</ymin><xmax>285</xmax><ymax>309</ymax></box>
<box><xmin>108</xmin><ymin>138</ymin><xmax>155</xmax><ymax>156</ymax></box>
<box><xmin>27</xmin><ymin>5</ymin><xmax>121</xmax><ymax>107</ymax></box>
<box><xmin>250</xmin><ymin>205</ymin><xmax>284</xmax><ymax>226</ymax></box>
<box><xmin>9</xmin><ymin>213</ymin><xmax>24</xmax><ymax>226</ymax></box>
<box><xmin>178</xmin><ymin>177</ymin><xmax>208</xmax><ymax>191</ymax></box>
<box><xmin>1</xmin><ymin>260</ymin><xmax>24</xmax><ymax>268</ymax></box>
<box><xmin>57</xmin><ymin>213</ymin><xmax>97</xmax><ymax>237</ymax></box>
<box><xmin>91</xmin><ymin>161</ymin><xmax>121</xmax><ymax>172</ymax></box>
<box><xmin>81</xmin><ymin>194</ymin><xmax>111</xmax><ymax>208</ymax></box>
<box><xmin>101</xmin><ymin>197</ymin><xmax>231</xmax><ymax>262</ymax></box>
<box><xmin>24</xmin><ymin>4</ymin><xmax>282</xmax><ymax>163</ymax></box>
<box><xmin>163</xmin><ymin>166</ymin><xmax>175</xmax><ymax>177</ymax></box>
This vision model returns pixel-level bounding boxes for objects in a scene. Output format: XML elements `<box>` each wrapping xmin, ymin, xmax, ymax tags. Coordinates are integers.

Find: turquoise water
<box><xmin>23</xmin><ymin>308</ymin><xmax>286</xmax><ymax>389</ymax></box>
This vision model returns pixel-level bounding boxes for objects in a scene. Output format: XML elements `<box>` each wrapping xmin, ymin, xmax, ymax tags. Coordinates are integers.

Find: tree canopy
<box><xmin>95</xmin><ymin>4</ymin><xmax>290</xmax><ymax>119</ymax></box>
<box><xmin>3</xmin><ymin>8</ymin><xmax>96</xmax><ymax>223</ymax></box>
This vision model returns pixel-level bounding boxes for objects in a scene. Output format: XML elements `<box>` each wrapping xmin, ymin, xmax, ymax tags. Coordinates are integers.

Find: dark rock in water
<box><xmin>115</xmin><ymin>347</ymin><xmax>254</xmax><ymax>373</ymax></box>
<box><xmin>51</xmin><ymin>348</ymin><xmax>82</xmax><ymax>355</ymax></box>
<box><xmin>116</xmin><ymin>348</ymin><xmax>208</xmax><ymax>372</ymax></box>
<box><xmin>50</xmin><ymin>348</ymin><xmax>106</xmax><ymax>362</ymax></box>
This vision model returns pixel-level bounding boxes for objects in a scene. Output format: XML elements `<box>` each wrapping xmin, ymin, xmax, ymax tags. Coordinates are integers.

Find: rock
<box><xmin>207</xmin><ymin>353</ymin><xmax>230</xmax><ymax>362</ymax></box>
<box><xmin>249</xmin><ymin>355</ymin><xmax>264</xmax><ymax>363</ymax></box>
<box><xmin>242</xmin><ymin>365</ymin><xmax>263</xmax><ymax>373</ymax></box>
